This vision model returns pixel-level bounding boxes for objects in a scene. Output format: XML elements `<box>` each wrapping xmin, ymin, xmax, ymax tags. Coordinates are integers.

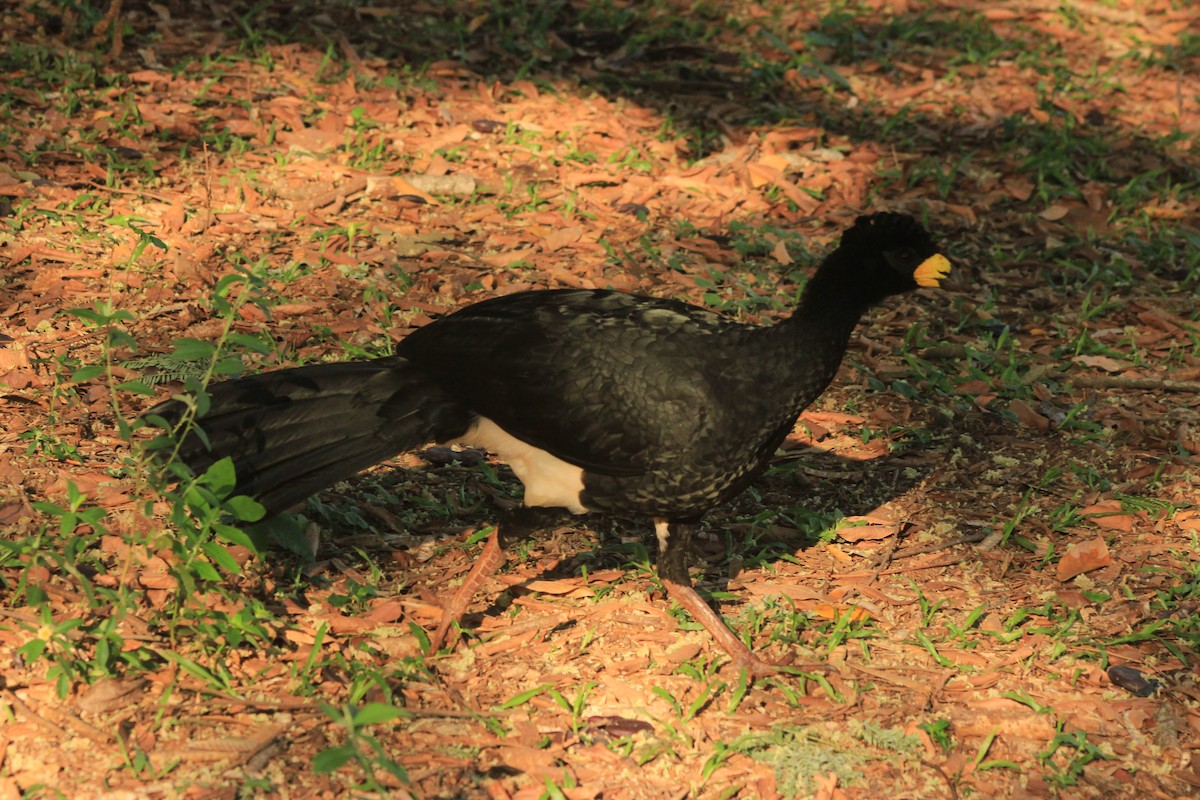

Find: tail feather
<box><xmin>150</xmin><ymin>356</ymin><xmax>473</xmax><ymax>514</ymax></box>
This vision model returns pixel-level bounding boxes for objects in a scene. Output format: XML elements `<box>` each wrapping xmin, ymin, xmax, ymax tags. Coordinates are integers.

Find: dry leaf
<box><xmin>541</xmin><ymin>225</ymin><xmax>583</xmax><ymax>252</ymax></box>
<box><xmin>810</xmin><ymin>603</ymin><xmax>870</xmax><ymax>623</ymax></box>
<box><xmin>758</xmin><ymin>153</ymin><xmax>793</xmax><ymax>172</ymax></box>
<box><xmin>0</xmin><ymin>455</ymin><xmax>23</xmax><ymax>484</ymax></box>
<box><xmin>1056</xmin><ymin>537</ymin><xmax>1112</xmax><ymax>581</ymax></box>
<box><xmin>737</xmin><ymin>581</ymin><xmax>821</xmax><ymax>602</ymax></box>
<box><xmin>1010</xmin><ymin>398</ymin><xmax>1051</xmax><ymax>431</ymax></box>
<box><xmin>1062</xmin><ymin>206</ymin><xmax>1109</xmax><ymax>236</ymax></box>
<box><xmin>362</xmin><ymin>598</ymin><xmax>406</xmax><ymax>624</ymax></box>
<box><xmin>1090</xmin><ymin>514</ymin><xmax>1135</xmax><ymax>532</ymax></box>
<box><xmin>1075</xmin><ymin>355</ymin><xmax>1129</xmax><ymax>372</ymax></box>
<box><xmin>837</xmin><ymin>516</ymin><xmax>900</xmax><ymax>542</ymax></box>
<box><xmin>1142</xmin><ymin>203</ymin><xmax>1188</xmax><ymax>220</ymax></box>
<box><xmin>1003</xmin><ymin>175</ymin><xmax>1034</xmax><ymax>201</ymax></box>
<box><xmin>401</xmin><ymin>173</ymin><xmax>474</xmax><ymax>198</ymax></box>
<box><xmin>77</xmin><ymin>677</ymin><xmax>149</xmax><ymax>714</ymax></box>
<box><xmin>482</xmin><ymin>249</ymin><xmax>534</xmax><ymax>268</ymax></box>
<box><xmin>525</xmin><ymin>578</ymin><xmax>592</xmax><ymax>596</ymax></box>
<box><xmin>746</xmin><ymin>162</ymin><xmax>783</xmax><ymax>189</ymax></box>
<box><xmin>493</xmin><ymin>744</ymin><xmax>566</xmax><ymax>781</ymax></box>
<box><xmin>273</xmin><ymin>303</ymin><xmax>320</xmax><ymax>316</ymax></box>
<box><xmin>0</xmin><ymin>347</ymin><xmax>30</xmax><ymax>370</ymax></box>
<box><xmin>771</xmin><ymin>239</ymin><xmax>792</xmax><ymax>265</ymax></box>
<box><xmin>955</xmin><ymin>379</ymin><xmax>991</xmax><ymax>395</ymax></box>
<box><xmin>1080</xmin><ymin>501</ymin><xmax>1135</xmax><ymax>532</ymax></box>
<box><xmin>802</xmin><ymin>411</ymin><xmax>867</xmax><ymax>426</ymax></box>
<box><xmin>667</xmin><ymin>643</ymin><xmax>702</xmax><ymax>663</ymax></box>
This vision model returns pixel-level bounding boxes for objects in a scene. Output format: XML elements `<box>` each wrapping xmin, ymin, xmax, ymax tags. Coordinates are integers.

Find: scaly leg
<box><xmin>428</xmin><ymin>527</ymin><xmax>505</xmax><ymax>653</ymax></box>
<box><xmin>655</xmin><ymin>518</ymin><xmax>778</xmax><ymax>677</ymax></box>
<box><xmin>428</xmin><ymin>506</ymin><xmax>563</xmax><ymax>654</ymax></box>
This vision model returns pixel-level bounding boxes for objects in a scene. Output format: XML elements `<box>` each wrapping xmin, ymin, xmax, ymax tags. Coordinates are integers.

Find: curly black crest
<box><xmin>845</xmin><ymin>212</ymin><xmax>934</xmax><ymax>250</ymax></box>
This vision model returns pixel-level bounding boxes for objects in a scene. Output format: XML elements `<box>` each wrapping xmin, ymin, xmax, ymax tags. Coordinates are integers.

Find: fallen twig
<box><xmin>920</xmin><ymin>344</ymin><xmax>967</xmax><ymax>360</ymax></box>
<box><xmin>1074</xmin><ymin>375</ymin><xmax>1200</xmax><ymax>393</ymax></box>
<box><xmin>3</xmin><ymin>687</ymin><xmax>111</xmax><ymax>745</ymax></box>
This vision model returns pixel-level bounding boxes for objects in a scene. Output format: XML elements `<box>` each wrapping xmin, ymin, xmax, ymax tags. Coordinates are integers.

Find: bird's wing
<box><xmin>398</xmin><ymin>290</ymin><xmax>738</xmax><ymax>476</ymax></box>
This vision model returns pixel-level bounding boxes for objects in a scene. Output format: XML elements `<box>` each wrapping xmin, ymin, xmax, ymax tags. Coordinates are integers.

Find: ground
<box><xmin>1</xmin><ymin>0</ymin><xmax>1199</xmax><ymax>798</ymax></box>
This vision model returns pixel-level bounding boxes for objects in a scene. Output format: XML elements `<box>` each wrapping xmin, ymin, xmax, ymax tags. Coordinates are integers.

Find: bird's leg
<box><xmin>428</xmin><ymin>529</ymin><xmax>504</xmax><ymax>654</ymax></box>
<box><xmin>655</xmin><ymin>519</ymin><xmax>777</xmax><ymax>677</ymax></box>
<box><xmin>428</xmin><ymin>506</ymin><xmax>561</xmax><ymax>654</ymax></box>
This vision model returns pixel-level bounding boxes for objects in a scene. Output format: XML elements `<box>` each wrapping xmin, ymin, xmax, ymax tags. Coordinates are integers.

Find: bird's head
<box><xmin>829</xmin><ymin>212</ymin><xmax>951</xmax><ymax>304</ymax></box>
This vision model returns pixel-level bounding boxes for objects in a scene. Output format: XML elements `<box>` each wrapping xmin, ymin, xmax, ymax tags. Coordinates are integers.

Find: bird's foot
<box><xmin>427</xmin><ymin>528</ymin><xmax>506</xmax><ymax>655</ymax></box>
<box><xmin>733</xmin><ymin>653</ymin><xmax>837</xmax><ymax>681</ymax></box>
<box><xmin>732</xmin><ymin>651</ymin><xmax>784</xmax><ymax>679</ymax></box>
<box><xmin>660</xmin><ymin>578</ymin><xmax>835</xmax><ymax>681</ymax></box>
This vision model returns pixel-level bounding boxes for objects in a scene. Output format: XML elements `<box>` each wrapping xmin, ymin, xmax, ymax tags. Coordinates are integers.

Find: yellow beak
<box><xmin>914</xmin><ymin>253</ymin><xmax>951</xmax><ymax>288</ymax></box>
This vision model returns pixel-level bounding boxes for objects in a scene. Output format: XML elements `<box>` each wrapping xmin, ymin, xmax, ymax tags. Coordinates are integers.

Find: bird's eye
<box><xmin>883</xmin><ymin>246</ymin><xmax>923</xmax><ymax>276</ymax></box>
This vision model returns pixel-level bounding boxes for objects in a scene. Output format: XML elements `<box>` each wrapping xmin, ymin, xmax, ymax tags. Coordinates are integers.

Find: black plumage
<box><xmin>150</xmin><ymin>212</ymin><xmax>950</xmax><ymax>673</ymax></box>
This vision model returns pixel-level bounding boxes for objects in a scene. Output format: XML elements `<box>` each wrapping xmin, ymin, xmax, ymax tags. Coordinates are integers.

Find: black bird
<box><xmin>149</xmin><ymin>212</ymin><xmax>950</xmax><ymax>674</ymax></box>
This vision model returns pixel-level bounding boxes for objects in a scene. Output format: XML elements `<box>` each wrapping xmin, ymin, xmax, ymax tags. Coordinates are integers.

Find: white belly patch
<box><xmin>452</xmin><ymin>417</ymin><xmax>589</xmax><ymax>514</ymax></box>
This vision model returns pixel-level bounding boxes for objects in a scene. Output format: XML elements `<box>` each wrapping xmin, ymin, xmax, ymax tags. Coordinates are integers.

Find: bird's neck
<box><xmin>766</xmin><ymin>266</ymin><xmax>879</xmax><ymax>410</ymax></box>
<box><xmin>796</xmin><ymin>258</ymin><xmax>879</xmax><ymax>322</ymax></box>
<box><xmin>781</xmin><ymin>265</ymin><xmax>876</xmax><ymax>345</ymax></box>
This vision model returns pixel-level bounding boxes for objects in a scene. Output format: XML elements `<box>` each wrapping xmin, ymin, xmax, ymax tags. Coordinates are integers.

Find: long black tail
<box><xmin>149</xmin><ymin>356</ymin><xmax>473</xmax><ymax>514</ymax></box>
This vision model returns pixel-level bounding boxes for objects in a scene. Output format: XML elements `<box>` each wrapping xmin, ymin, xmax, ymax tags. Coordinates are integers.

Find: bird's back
<box><xmin>397</xmin><ymin>289</ymin><xmax>823</xmax><ymax>517</ymax></box>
